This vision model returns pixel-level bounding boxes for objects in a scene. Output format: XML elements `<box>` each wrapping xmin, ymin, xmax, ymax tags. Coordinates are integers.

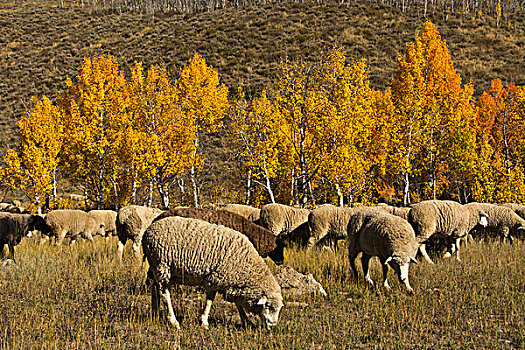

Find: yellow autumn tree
<box><xmin>128</xmin><ymin>62</ymin><xmax>196</xmax><ymax>208</ymax></box>
<box><xmin>313</xmin><ymin>48</ymin><xmax>378</xmax><ymax>206</ymax></box>
<box><xmin>176</xmin><ymin>53</ymin><xmax>229</xmax><ymax>207</ymax></box>
<box><xmin>0</xmin><ymin>96</ymin><xmax>63</xmax><ymax>213</ymax></box>
<box><xmin>473</xmin><ymin>79</ymin><xmax>525</xmax><ymax>202</ymax></box>
<box><xmin>59</xmin><ymin>54</ymin><xmax>132</xmax><ymax>209</ymax></box>
<box><xmin>230</xmin><ymin>89</ymin><xmax>293</xmax><ymax>205</ymax></box>
<box><xmin>390</xmin><ymin>19</ymin><xmax>478</xmax><ymax>204</ymax></box>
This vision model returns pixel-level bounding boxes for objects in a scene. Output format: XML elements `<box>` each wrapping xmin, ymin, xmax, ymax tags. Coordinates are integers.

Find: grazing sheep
<box><xmin>259</xmin><ymin>203</ymin><xmax>310</xmax><ymax>237</ymax></box>
<box><xmin>88</xmin><ymin>210</ymin><xmax>118</xmax><ymax>237</ymax></box>
<box><xmin>115</xmin><ymin>205</ymin><xmax>163</xmax><ymax>260</ymax></box>
<box><xmin>307</xmin><ymin>206</ymin><xmax>357</xmax><ymax>249</ymax></box>
<box><xmin>275</xmin><ymin>265</ymin><xmax>327</xmax><ymax>298</ymax></box>
<box><xmin>347</xmin><ymin>208</ymin><xmax>418</xmax><ymax>294</ymax></box>
<box><xmin>501</xmin><ymin>203</ymin><xmax>525</xmax><ymax>220</ymax></box>
<box><xmin>281</xmin><ymin>221</ymin><xmax>310</xmax><ymax>248</ymax></box>
<box><xmin>408</xmin><ymin>200</ymin><xmax>488</xmax><ymax>263</ymax></box>
<box><xmin>153</xmin><ymin>207</ymin><xmax>286</xmax><ymax>265</ymax></box>
<box><xmin>465</xmin><ymin>203</ymin><xmax>525</xmax><ymax>243</ymax></box>
<box><xmin>0</xmin><ymin>213</ymin><xmax>51</xmax><ymax>260</ymax></box>
<box><xmin>45</xmin><ymin>210</ymin><xmax>106</xmax><ymax>245</ymax></box>
<box><xmin>223</xmin><ymin>204</ymin><xmax>261</xmax><ymax>223</ymax></box>
<box><xmin>375</xmin><ymin>204</ymin><xmax>411</xmax><ymax>220</ymax></box>
<box><xmin>143</xmin><ymin>216</ymin><xmax>283</xmax><ymax>330</ymax></box>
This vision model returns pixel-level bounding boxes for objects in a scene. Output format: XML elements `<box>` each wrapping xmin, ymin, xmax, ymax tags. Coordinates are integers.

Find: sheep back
<box><xmin>408</xmin><ymin>200</ymin><xmax>472</xmax><ymax>243</ymax></box>
<box><xmin>308</xmin><ymin>206</ymin><xmax>357</xmax><ymax>247</ymax></box>
<box><xmin>223</xmin><ymin>204</ymin><xmax>261</xmax><ymax>222</ymax></box>
<box><xmin>259</xmin><ymin>203</ymin><xmax>310</xmax><ymax>236</ymax></box>
<box><xmin>88</xmin><ymin>210</ymin><xmax>117</xmax><ymax>236</ymax></box>
<box><xmin>153</xmin><ymin>207</ymin><xmax>284</xmax><ymax>264</ymax></box>
<box><xmin>45</xmin><ymin>210</ymin><xmax>105</xmax><ymax>243</ymax></box>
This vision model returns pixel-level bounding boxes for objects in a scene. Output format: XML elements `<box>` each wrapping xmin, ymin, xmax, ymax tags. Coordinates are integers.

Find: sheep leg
<box><xmin>348</xmin><ymin>251</ymin><xmax>359</xmax><ymax>280</ymax></box>
<box><xmin>200</xmin><ymin>290</ymin><xmax>216</xmax><ymax>329</ymax></box>
<box><xmin>419</xmin><ymin>244</ymin><xmax>435</xmax><ymax>264</ymax></box>
<box><xmin>7</xmin><ymin>244</ymin><xmax>15</xmax><ymax>262</ymax></box>
<box><xmin>132</xmin><ymin>241</ymin><xmax>141</xmax><ymax>258</ymax></box>
<box><xmin>159</xmin><ymin>287</ymin><xmax>180</xmax><ymax>329</ymax></box>
<box><xmin>381</xmin><ymin>262</ymin><xmax>391</xmax><ymax>290</ymax></box>
<box><xmin>236</xmin><ymin>303</ymin><xmax>255</xmax><ymax>329</ymax></box>
<box><xmin>361</xmin><ymin>253</ymin><xmax>374</xmax><ymax>288</ymax></box>
<box><xmin>151</xmin><ymin>282</ymin><xmax>160</xmax><ymax>319</ymax></box>
<box><xmin>0</xmin><ymin>243</ymin><xmax>5</xmax><ymax>259</ymax></box>
<box><xmin>117</xmin><ymin>240</ymin><xmax>125</xmax><ymax>261</ymax></box>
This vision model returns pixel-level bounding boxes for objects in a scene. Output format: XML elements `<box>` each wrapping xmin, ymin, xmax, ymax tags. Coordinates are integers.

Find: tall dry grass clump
<box><xmin>0</xmin><ymin>237</ymin><xmax>523</xmax><ymax>348</ymax></box>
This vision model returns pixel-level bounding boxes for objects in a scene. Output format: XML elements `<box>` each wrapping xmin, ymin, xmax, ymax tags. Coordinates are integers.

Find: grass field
<box><xmin>0</xmin><ymin>237</ymin><xmax>523</xmax><ymax>349</ymax></box>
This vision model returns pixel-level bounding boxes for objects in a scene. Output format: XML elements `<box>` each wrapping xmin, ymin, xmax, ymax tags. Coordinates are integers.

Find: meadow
<box><xmin>0</xmin><ymin>237</ymin><xmax>523</xmax><ymax>349</ymax></box>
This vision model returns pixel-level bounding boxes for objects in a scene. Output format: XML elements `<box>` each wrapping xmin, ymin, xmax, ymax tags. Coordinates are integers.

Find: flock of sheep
<box><xmin>1</xmin><ymin>199</ymin><xmax>524</xmax><ymax>330</ymax></box>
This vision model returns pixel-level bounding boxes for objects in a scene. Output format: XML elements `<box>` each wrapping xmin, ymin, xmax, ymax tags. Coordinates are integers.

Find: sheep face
<box><xmin>479</xmin><ymin>212</ymin><xmax>488</xmax><ymax>227</ymax></box>
<box><xmin>386</xmin><ymin>255</ymin><xmax>416</xmax><ymax>294</ymax></box>
<box><xmin>267</xmin><ymin>245</ymin><xmax>285</xmax><ymax>265</ymax></box>
<box><xmin>254</xmin><ymin>294</ymin><xmax>284</xmax><ymax>330</ymax></box>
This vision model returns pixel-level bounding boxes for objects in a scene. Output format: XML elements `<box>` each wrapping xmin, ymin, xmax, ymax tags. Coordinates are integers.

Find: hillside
<box><xmin>1</xmin><ymin>0</ymin><xmax>524</xmax><ymax>148</ymax></box>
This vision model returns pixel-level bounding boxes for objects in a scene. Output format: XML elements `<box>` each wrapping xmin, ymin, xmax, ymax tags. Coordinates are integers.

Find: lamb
<box><xmin>153</xmin><ymin>207</ymin><xmax>286</xmax><ymax>265</ymax></box>
<box><xmin>87</xmin><ymin>210</ymin><xmax>118</xmax><ymax>237</ymax></box>
<box><xmin>307</xmin><ymin>206</ymin><xmax>358</xmax><ymax>249</ymax></box>
<box><xmin>375</xmin><ymin>204</ymin><xmax>411</xmax><ymax>220</ymax></box>
<box><xmin>142</xmin><ymin>216</ymin><xmax>283</xmax><ymax>330</ymax></box>
<box><xmin>0</xmin><ymin>213</ymin><xmax>51</xmax><ymax>260</ymax></box>
<box><xmin>45</xmin><ymin>210</ymin><xmax>106</xmax><ymax>245</ymax></box>
<box><xmin>407</xmin><ymin>200</ymin><xmax>488</xmax><ymax>264</ymax></box>
<box><xmin>115</xmin><ymin>205</ymin><xmax>163</xmax><ymax>259</ymax></box>
<box><xmin>347</xmin><ymin>208</ymin><xmax>419</xmax><ymax>294</ymax></box>
<box><xmin>465</xmin><ymin>203</ymin><xmax>525</xmax><ymax>243</ymax></box>
<box><xmin>259</xmin><ymin>203</ymin><xmax>310</xmax><ymax>237</ymax></box>
<box><xmin>223</xmin><ymin>204</ymin><xmax>261</xmax><ymax>223</ymax></box>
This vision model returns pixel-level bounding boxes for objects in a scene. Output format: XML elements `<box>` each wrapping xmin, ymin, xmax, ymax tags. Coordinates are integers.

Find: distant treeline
<box><xmin>51</xmin><ymin>0</ymin><xmax>523</xmax><ymax>19</ymax></box>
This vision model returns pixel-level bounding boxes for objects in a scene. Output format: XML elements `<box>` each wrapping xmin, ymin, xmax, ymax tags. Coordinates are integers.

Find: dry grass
<box><xmin>0</xmin><ymin>237</ymin><xmax>523</xmax><ymax>349</ymax></box>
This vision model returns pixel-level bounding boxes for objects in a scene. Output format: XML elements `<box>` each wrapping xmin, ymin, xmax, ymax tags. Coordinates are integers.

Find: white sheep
<box><xmin>408</xmin><ymin>200</ymin><xmax>488</xmax><ymax>263</ymax></box>
<box><xmin>115</xmin><ymin>205</ymin><xmax>163</xmax><ymax>260</ymax></box>
<box><xmin>465</xmin><ymin>203</ymin><xmax>525</xmax><ymax>243</ymax></box>
<box><xmin>259</xmin><ymin>203</ymin><xmax>310</xmax><ymax>236</ymax></box>
<box><xmin>142</xmin><ymin>216</ymin><xmax>283</xmax><ymax>330</ymax></box>
<box><xmin>307</xmin><ymin>205</ymin><xmax>357</xmax><ymax>249</ymax></box>
<box><xmin>45</xmin><ymin>210</ymin><xmax>106</xmax><ymax>245</ymax></box>
<box><xmin>347</xmin><ymin>208</ymin><xmax>419</xmax><ymax>294</ymax></box>
<box><xmin>87</xmin><ymin>210</ymin><xmax>117</xmax><ymax>237</ymax></box>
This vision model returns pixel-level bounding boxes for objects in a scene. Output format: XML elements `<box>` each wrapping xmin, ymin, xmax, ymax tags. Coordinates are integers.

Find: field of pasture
<box><xmin>0</xmin><ymin>237</ymin><xmax>523</xmax><ymax>349</ymax></box>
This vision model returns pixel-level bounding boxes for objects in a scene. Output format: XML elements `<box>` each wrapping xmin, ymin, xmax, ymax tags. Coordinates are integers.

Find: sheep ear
<box><xmin>384</xmin><ymin>257</ymin><xmax>393</xmax><ymax>265</ymax></box>
<box><xmin>410</xmin><ymin>257</ymin><xmax>418</xmax><ymax>264</ymax></box>
<box><xmin>257</xmin><ymin>296</ymin><xmax>267</xmax><ymax>306</ymax></box>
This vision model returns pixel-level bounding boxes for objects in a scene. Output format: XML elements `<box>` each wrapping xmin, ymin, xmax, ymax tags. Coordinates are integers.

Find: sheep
<box><xmin>465</xmin><ymin>203</ymin><xmax>525</xmax><ymax>244</ymax></box>
<box><xmin>375</xmin><ymin>204</ymin><xmax>411</xmax><ymax>220</ymax></box>
<box><xmin>115</xmin><ymin>205</ymin><xmax>163</xmax><ymax>260</ymax></box>
<box><xmin>347</xmin><ymin>208</ymin><xmax>419</xmax><ymax>294</ymax></box>
<box><xmin>142</xmin><ymin>216</ymin><xmax>284</xmax><ymax>330</ymax></box>
<box><xmin>0</xmin><ymin>213</ymin><xmax>51</xmax><ymax>260</ymax></box>
<box><xmin>88</xmin><ymin>210</ymin><xmax>118</xmax><ymax>237</ymax></box>
<box><xmin>307</xmin><ymin>206</ymin><xmax>357</xmax><ymax>249</ymax></box>
<box><xmin>223</xmin><ymin>204</ymin><xmax>261</xmax><ymax>223</ymax></box>
<box><xmin>407</xmin><ymin>200</ymin><xmax>488</xmax><ymax>264</ymax></box>
<box><xmin>45</xmin><ymin>210</ymin><xmax>106</xmax><ymax>245</ymax></box>
<box><xmin>153</xmin><ymin>207</ymin><xmax>286</xmax><ymax>265</ymax></box>
<box><xmin>259</xmin><ymin>203</ymin><xmax>310</xmax><ymax>237</ymax></box>
<box><xmin>501</xmin><ymin>203</ymin><xmax>525</xmax><ymax>220</ymax></box>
